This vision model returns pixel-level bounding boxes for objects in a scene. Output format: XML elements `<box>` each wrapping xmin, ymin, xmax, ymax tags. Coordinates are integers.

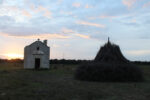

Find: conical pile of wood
<box><xmin>94</xmin><ymin>39</ymin><xmax>128</xmax><ymax>63</ymax></box>
<box><xmin>75</xmin><ymin>38</ymin><xmax>144</xmax><ymax>82</ymax></box>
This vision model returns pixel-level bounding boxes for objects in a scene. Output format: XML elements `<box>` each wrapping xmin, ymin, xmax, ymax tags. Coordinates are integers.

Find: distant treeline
<box><xmin>50</xmin><ymin>59</ymin><xmax>91</xmax><ymax>64</ymax></box>
<box><xmin>133</xmin><ymin>61</ymin><xmax>150</xmax><ymax>65</ymax></box>
<box><xmin>0</xmin><ymin>59</ymin><xmax>23</xmax><ymax>63</ymax></box>
<box><xmin>0</xmin><ymin>59</ymin><xmax>150</xmax><ymax>65</ymax></box>
<box><xmin>0</xmin><ymin>59</ymin><xmax>91</xmax><ymax>64</ymax></box>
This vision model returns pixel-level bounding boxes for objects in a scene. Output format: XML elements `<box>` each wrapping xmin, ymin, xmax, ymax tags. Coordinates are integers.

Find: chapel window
<box><xmin>37</xmin><ymin>47</ymin><xmax>39</xmax><ymax>50</ymax></box>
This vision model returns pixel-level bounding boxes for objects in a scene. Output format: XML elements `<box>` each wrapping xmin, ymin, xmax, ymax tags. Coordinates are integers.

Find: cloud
<box><xmin>0</xmin><ymin>0</ymin><xmax>3</xmax><ymax>4</ymax></box>
<box><xmin>0</xmin><ymin>15</ymin><xmax>15</xmax><ymax>24</ymax></box>
<box><xmin>88</xmin><ymin>14</ymin><xmax>120</xmax><ymax>20</ymax></box>
<box><xmin>0</xmin><ymin>32</ymin><xmax>70</xmax><ymax>39</ymax></box>
<box><xmin>61</xmin><ymin>28</ymin><xmax>74</xmax><ymax>34</ymax></box>
<box><xmin>72</xmin><ymin>3</ymin><xmax>93</xmax><ymax>9</ymax></box>
<box><xmin>122</xmin><ymin>0</ymin><xmax>137</xmax><ymax>9</ymax></box>
<box><xmin>22</xmin><ymin>10</ymin><xmax>32</xmax><ymax>18</ymax></box>
<box><xmin>0</xmin><ymin>6</ymin><xmax>32</xmax><ymax>21</ymax></box>
<box><xmin>99</xmin><ymin>15</ymin><xmax>117</xmax><ymax>19</ymax></box>
<box><xmin>29</xmin><ymin>5</ymin><xmax>52</xmax><ymax>18</ymax></box>
<box><xmin>0</xmin><ymin>31</ymin><xmax>91</xmax><ymax>40</ymax></box>
<box><xmin>60</xmin><ymin>11</ymin><xmax>73</xmax><ymax>16</ymax></box>
<box><xmin>75</xmin><ymin>34</ymin><xmax>90</xmax><ymax>39</ymax></box>
<box><xmin>72</xmin><ymin>2</ymin><xmax>81</xmax><ymax>8</ymax></box>
<box><xmin>28</xmin><ymin>33</ymin><xmax>70</xmax><ymax>39</ymax></box>
<box><xmin>76</xmin><ymin>21</ymin><xmax>105</xmax><ymax>28</ymax></box>
<box><xmin>57</xmin><ymin>0</ymin><xmax>63</xmax><ymax>4</ymax></box>
<box><xmin>61</xmin><ymin>28</ymin><xmax>90</xmax><ymax>39</ymax></box>
<box><xmin>143</xmin><ymin>2</ymin><xmax>150</xmax><ymax>8</ymax></box>
<box><xmin>119</xmin><ymin>18</ymin><xmax>139</xmax><ymax>27</ymax></box>
<box><xmin>0</xmin><ymin>5</ymin><xmax>52</xmax><ymax>19</ymax></box>
<box><xmin>85</xmin><ymin>4</ymin><xmax>93</xmax><ymax>8</ymax></box>
<box><xmin>61</xmin><ymin>28</ymin><xmax>91</xmax><ymax>39</ymax></box>
<box><xmin>43</xmin><ymin>11</ymin><xmax>51</xmax><ymax>18</ymax></box>
<box><xmin>126</xmin><ymin>50</ymin><xmax>150</xmax><ymax>56</ymax></box>
<box><xmin>0</xmin><ymin>6</ymin><xmax>19</xmax><ymax>16</ymax></box>
<box><xmin>38</xmin><ymin>6</ymin><xmax>52</xmax><ymax>18</ymax></box>
<box><xmin>123</xmin><ymin>22</ymin><xmax>139</xmax><ymax>26</ymax></box>
<box><xmin>52</xmin><ymin>44</ymin><xmax>60</xmax><ymax>48</ymax></box>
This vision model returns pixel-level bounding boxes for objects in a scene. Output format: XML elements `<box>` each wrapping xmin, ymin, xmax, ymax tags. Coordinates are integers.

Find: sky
<box><xmin>0</xmin><ymin>0</ymin><xmax>150</xmax><ymax>61</ymax></box>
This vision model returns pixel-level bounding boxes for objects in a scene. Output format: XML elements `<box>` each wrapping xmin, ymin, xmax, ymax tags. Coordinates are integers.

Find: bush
<box><xmin>74</xmin><ymin>62</ymin><xmax>144</xmax><ymax>82</ymax></box>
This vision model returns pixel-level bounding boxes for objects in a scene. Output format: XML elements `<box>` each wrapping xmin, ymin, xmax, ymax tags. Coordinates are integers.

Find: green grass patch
<box><xmin>0</xmin><ymin>63</ymin><xmax>150</xmax><ymax>100</ymax></box>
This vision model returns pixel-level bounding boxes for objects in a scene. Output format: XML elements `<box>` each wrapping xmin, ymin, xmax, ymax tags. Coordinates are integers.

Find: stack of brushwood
<box><xmin>75</xmin><ymin>40</ymin><xmax>144</xmax><ymax>82</ymax></box>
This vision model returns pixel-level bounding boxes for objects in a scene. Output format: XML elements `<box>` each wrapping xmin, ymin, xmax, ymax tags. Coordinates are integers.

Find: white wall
<box><xmin>24</xmin><ymin>41</ymin><xmax>50</xmax><ymax>69</ymax></box>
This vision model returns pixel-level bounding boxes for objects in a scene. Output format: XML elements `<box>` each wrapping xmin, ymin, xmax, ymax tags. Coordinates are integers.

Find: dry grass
<box><xmin>0</xmin><ymin>62</ymin><xmax>150</xmax><ymax>100</ymax></box>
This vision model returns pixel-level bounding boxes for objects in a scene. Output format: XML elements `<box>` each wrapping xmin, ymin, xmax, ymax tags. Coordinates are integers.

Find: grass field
<box><xmin>0</xmin><ymin>62</ymin><xmax>150</xmax><ymax>100</ymax></box>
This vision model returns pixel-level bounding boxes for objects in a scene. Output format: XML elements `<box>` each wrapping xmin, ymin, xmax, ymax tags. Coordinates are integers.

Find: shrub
<box><xmin>74</xmin><ymin>62</ymin><xmax>144</xmax><ymax>82</ymax></box>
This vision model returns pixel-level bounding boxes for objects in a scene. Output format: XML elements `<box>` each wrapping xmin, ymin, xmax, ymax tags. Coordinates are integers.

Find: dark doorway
<box><xmin>35</xmin><ymin>58</ymin><xmax>40</xmax><ymax>69</ymax></box>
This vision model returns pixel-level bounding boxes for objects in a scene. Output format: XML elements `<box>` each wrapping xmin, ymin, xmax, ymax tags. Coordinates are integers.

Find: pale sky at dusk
<box><xmin>0</xmin><ymin>0</ymin><xmax>150</xmax><ymax>61</ymax></box>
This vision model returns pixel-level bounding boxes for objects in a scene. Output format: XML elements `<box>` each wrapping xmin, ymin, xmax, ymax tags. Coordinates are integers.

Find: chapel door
<box><xmin>35</xmin><ymin>58</ymin><xmax>40</xmax><ymax>69</ymax></box>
